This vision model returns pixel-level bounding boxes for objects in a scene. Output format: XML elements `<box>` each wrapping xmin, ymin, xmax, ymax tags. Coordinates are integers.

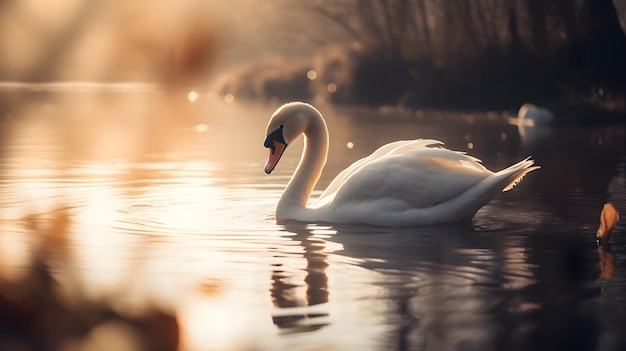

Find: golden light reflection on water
<box><xmin>0</xmin><ymin>224</ymin><xmax>32</xmax><ymax>282</ymax></box>
<box><xmin>0</xmin><ymin>96</ymin><xmax>283</xmax><ymax>349</ymax></box>
<box><xmin>0</xmin><ymin>153</ymin><xmax>283</xmax><ymax>349</ymax></box>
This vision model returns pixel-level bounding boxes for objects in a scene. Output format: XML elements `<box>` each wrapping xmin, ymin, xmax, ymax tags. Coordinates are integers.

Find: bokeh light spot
<box><xmin>195</xmin><ymin>124</ymin><xmax>208</xmax><ymax>132</ymax></box>
<box><xmin>188</xmin><ymin>91</ymin><xmax>198</xmax><ymax>102</ymax></box>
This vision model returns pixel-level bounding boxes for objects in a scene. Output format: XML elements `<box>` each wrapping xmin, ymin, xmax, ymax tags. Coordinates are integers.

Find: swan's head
<box><xmin>597</xmin><ymin>202</ymin><xmax>619</xmax><ymax>247</ymax></box>
<box><xmin>263</xmin><ymin>102</ymin><xmax>313</xmax><ymax>174</ymax></box>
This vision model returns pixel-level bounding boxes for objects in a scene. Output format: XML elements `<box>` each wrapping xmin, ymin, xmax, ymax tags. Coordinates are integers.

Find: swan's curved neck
<box><xmin>277</xmin><ymin>109</ymin><xmax>329</xmax><ymax>218</ymax></box>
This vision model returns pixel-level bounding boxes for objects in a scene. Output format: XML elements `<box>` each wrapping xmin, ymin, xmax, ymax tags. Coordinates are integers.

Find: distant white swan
<box><xmin>511</xmin><ymin>103</ymin><xmax>555</xmax><ymax>127</ymax></box>
<box><xmin>507</xmin><ymin>103</ymin><xmax>555</xmax><ymax>146</ymax></box>
<box><xmin>264</xmin><ymin>102</ymin><xmax>540</xmax><ymax>226</ymax></box>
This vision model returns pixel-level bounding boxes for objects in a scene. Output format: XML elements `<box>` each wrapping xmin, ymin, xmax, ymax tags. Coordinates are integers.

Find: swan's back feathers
<box><xmin>318</xmin><ymin>139</ymin><xmax>443</xmax><ymax>200</ymax></box>
<box><xmin>312</xmin><ymin>141</ymin><xmax>539</xmax><ymax>225</ymax></box>
<box><xmin>315</xmin><ymin>143</ymin><xmax>493</xmax><ymax>211</ymax></box>
<box><xmin>497</xmin><ymin>157</ymin><xmax>540</xmax><ymax>191</ymax></box>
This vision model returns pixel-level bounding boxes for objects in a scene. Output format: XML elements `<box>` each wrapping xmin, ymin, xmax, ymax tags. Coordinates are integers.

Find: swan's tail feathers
<box><xmin>498</xmin><ymin>157</ymin><xmax>540</xmax><ymax>192</ymax></box>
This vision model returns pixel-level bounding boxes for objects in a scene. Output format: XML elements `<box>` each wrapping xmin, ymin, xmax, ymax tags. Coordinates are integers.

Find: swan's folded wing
<box><xmin>318</xmin><ymin>139</ymin><xmax>443</xmax><ymax>201</ymax></box>
<box><xmin>324</xmin><ymin>147</ymin><xmax>491</xmax><ymax>209</ymax></box>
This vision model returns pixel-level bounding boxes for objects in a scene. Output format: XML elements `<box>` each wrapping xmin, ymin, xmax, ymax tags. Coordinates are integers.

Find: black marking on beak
<box><xmin>264</xmin><ymin>124</ymin><xmax>286</xmax><ymax>154</ymax></box>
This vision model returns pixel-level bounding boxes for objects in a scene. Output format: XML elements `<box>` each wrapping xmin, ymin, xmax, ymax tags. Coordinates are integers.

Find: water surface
<box><xmin>1</xmin><ymin>89</ymin><xmax>625</xmax><ymax>351</ymax></box>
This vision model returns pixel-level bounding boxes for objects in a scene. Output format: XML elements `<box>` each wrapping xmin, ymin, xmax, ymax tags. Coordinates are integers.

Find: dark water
<box><xmin>1</xmin><ymin>87</ymin><xmax>625</xmax><ymax>351</ymax></box>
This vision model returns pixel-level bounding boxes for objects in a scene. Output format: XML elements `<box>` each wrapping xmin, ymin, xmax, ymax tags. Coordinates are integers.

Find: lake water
<box><xmin>1</xmin><ymin>87</ymin><xmax>625</xmax><ymax>351</ymax></box>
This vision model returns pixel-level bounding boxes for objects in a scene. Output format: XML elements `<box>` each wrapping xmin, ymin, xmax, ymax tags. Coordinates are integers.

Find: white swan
<box><xmin>507</xmin><ymin>103</ymin><xmax>555</xmax><ymax>146</ymax></box>
<box><xmin>264</xmin><ymin>102</ymin><xmax>540</xmax><ymax>226</ymax></box>
<box><xmin>510</xmin><ymin>103</ymin><xmax>555</xmax><ymax>127</ymax></box>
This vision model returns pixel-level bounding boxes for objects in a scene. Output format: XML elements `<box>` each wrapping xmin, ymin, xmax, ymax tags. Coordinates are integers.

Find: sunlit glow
<box><xmin>308</xmin><ymin>225</ymin><xmax>338</xmax><ymax>237</ymax></box>
<box><xmin>346</xmin><ymin>141</ymin><xmax>354</xmax><ymax>149</ymax></box>
<box><xmin>179</xmin><ymin>289</ymin><xmax>270</xmax><ymax>351</ymax></box>
<box><xmin>224</xmin><ymin>93</ymin><xmax>234</xmax><ymax>104</ymax></box>
<box><xmin>188</xmin><ymin>90</ymin><xmax>198</xmax><ymax>102</ymax></box>
<box><xmin>195</xmin><ymin>123</ymin><xmax>208</xmax><ymax>132</ymax></box>
<box><xmin>177</xmin><ymin>283</ymin><xmax>275</xmax><ymax>351</ymax></box>
<box><xmin>0</xmin><ymin>81</ymin><xmax>159</xmax><ymax>93</ymax></box>
<box><xmin>179</xmin><ymin>293</ymin><xmax>237</xmax><ymax>350</ymax></box>
<box><xmin>500</xmin><ymin>247</ymin><xmax>536</xmax><ymax>290</ymax></box>
<box><xmin>72</xmin><ymin>187</ymin><xmax>135</xmax><ymax>303</ymax></box>
<box><xmin>0</xmin><ymin>228</ymin><xmax>33</xmax><ymax>282</ymax></box>
<box><xmin>306</xmin><ymin>70</ymin><xmax>317</xmax><ymax>80</ymax></box>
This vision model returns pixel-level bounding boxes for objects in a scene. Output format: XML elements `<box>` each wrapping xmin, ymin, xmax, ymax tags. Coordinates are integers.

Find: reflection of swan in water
<box><xmin>598</xmin><ymin>246</ymin><xmax>616</xmax><ymax>280</ymax></box>
<box><xmin>270</xmin><ymin>223</ymin><xmax>330</xmax><ymax>332</ymax></box>
<box><xmin>270</xmin><ymin>221</ymin><xmax>497</xmax><ymax>347</ymax></box>
<box><xmin>596</xmin><ymin>203</ymin><xmax>619</xmax><ymax>279</ymax></box>
<box><xmin>264</xmin><ymin>102</ymin><xmax>539</xmax><ymax>226</ymax></box>
<box><xmin>295</xmin><ymin>222</ymin><xmax>538</xmax><ymax>350</ymax></box>
<box><xmin>508</xmin><ymin>103</ymin><xmax>555</xmax><ymax>146</ymax></box>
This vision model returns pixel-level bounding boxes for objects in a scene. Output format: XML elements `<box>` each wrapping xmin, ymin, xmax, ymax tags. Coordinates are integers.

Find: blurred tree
<box><xmin>302</xmin><ymin>0</ymin><xmax>626</xmax><ymax>111</ymax></box>
<box><xmin>575</xmin><ymin>0</ymin><xmax>626</xmax><ymax>87</ymax></box>
<box><xmin>0</xmin><ymin>1</ymin><xmax>219</xmax><ymax>86</ymax></box>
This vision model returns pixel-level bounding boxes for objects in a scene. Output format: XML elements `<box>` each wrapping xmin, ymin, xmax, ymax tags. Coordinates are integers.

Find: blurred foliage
<box><xmin>0</xmin><ymin>0</ymin><xmax>219</xmax><ymax>87</ymax></box>
<box><xmin>0</xmin><ymin>209</ymin><xmax>179</xmax><ymax>351</ymax></box>
<box><xmin>0</xmin><ymin>1</ymin><xmax>221</xmax><ymax>160</ymax></box>
<box><xmin>304</xmin><ymin>0</ymin><xmax>626</xmax><ymax>63</ymax></box>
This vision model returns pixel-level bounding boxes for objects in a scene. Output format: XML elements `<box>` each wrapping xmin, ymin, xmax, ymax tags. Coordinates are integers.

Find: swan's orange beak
<box><xmin>264</xmin><ymin>124</ymin><xmax>287</xmax><ymax>174</ymax></box>
<box><xmin>264</xmin><ymin>140</ymin><xmax>287</xmax><ymax>174</ymax></box>
<box><xmin>597</xmin><ymin>202</ymin><xmax>619</xmax><ymax>246</ymax></box>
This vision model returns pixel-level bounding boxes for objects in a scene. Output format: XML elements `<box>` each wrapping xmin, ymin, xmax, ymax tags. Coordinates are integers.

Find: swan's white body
<box><xmin>264</xmin><ymin>102</ymin><xmax>539</xmax><ymax>226</ymax></box>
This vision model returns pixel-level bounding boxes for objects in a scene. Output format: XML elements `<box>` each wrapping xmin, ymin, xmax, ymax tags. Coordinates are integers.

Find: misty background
<box><xmin>1</xmin><ymin>0</ymin><xmax>625</xmax><ymax>118</ymax></box>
